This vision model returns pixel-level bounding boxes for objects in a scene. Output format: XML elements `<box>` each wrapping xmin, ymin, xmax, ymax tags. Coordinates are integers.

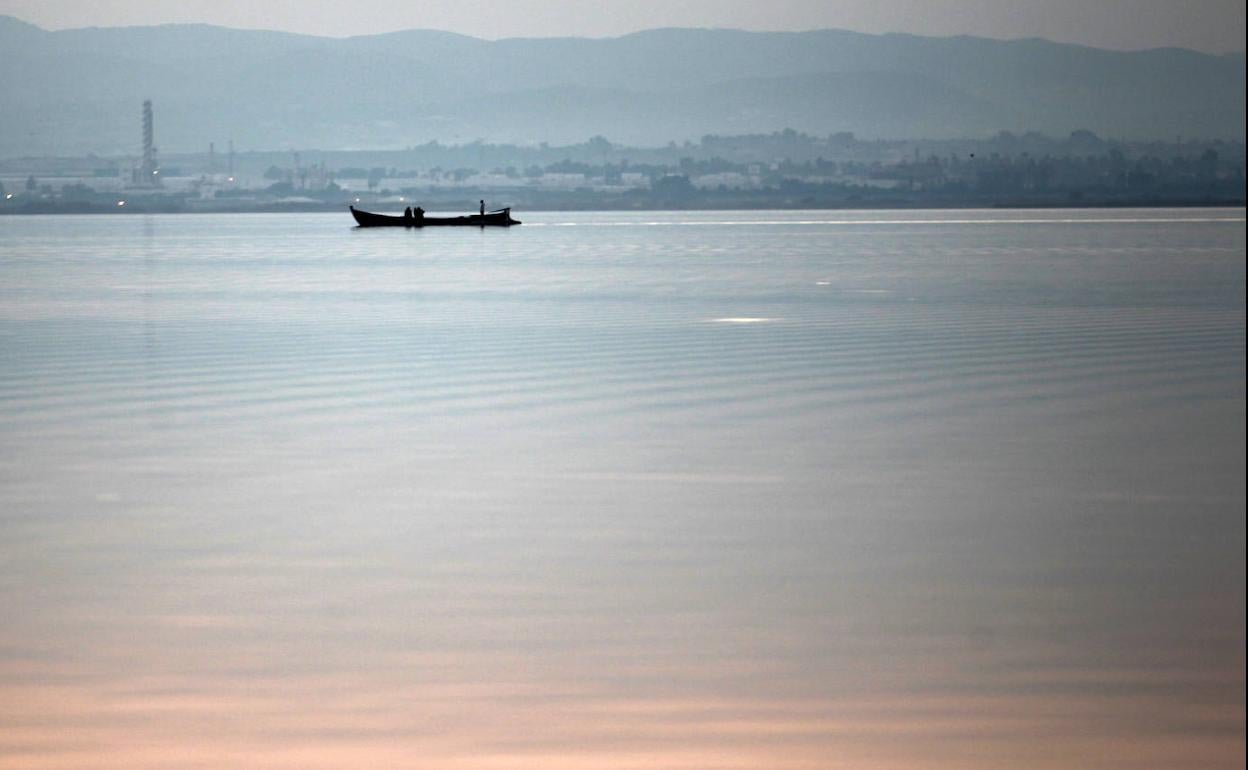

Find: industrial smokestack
<box><xmin>142</xmin><ymin>100</ymin><xmax>154</xmax><ymax>170</ymax></box>
<box><xmin>133</xmin><ymin>100</ymin><xmax>161</xmax><ymax>187</ymax></box>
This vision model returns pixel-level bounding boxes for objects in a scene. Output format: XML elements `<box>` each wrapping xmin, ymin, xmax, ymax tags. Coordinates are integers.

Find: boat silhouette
<box><xmin>350</xmin><ymin>206</ymin><xmax>521</xmax><ymax>228</ymax></box>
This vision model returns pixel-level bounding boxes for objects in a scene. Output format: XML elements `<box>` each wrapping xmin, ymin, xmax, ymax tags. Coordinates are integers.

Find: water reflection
<box><xmin>0</xmin><ymin>210</ymin><xmax>1243</xmax><ymax>768</ymax></box>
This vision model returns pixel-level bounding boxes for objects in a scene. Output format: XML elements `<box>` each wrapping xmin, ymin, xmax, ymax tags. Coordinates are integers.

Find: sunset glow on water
<box><xmin>1</xmin><ymin>209</ymin><xmax>1244</xmax><ymax>768</ymax></box>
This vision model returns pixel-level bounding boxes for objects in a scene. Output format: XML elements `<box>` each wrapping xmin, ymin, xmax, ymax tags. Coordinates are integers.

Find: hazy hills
<box><xmin>1</xmin><ymin>15</ymin><xmax>1243</xmax><ymax>157</ymax></box>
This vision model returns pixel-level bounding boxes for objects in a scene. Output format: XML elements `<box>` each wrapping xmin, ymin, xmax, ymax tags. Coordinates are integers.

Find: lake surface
<box><xmin>1</xmin><ymin>209</ymin><xmax>1244</xmax><ymax>769</ymax></box>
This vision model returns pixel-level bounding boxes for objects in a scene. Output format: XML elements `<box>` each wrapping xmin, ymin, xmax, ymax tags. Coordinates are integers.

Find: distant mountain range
<box><xmin>1</xmin><ymin>15</ymin><xmax>1243</xmax><ymax>157</ymax></box>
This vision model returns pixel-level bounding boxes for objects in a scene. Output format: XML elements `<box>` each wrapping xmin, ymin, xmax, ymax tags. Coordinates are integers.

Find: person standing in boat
<box><xmin>414</xmin><ymin>206</ymin><xmax>424</xmax><ymax>225</ymax></box>
<box><xmin>479</xmin><ymin>200</ymin><xmax>485</xmax><ymax>216</ymax></box>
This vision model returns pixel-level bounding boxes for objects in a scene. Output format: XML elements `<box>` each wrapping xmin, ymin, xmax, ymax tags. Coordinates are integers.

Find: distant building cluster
<box><xmin>2</xmin><ymin>119</ymin><xmax>1243</xmax><ymax>212</ymax></box>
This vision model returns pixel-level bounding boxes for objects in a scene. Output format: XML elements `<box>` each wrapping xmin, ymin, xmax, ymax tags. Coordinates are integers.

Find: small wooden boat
<box><xmin>350</xmin><ymin>206</ymin><xmax>521</xmax><ymax>228</ymax></box>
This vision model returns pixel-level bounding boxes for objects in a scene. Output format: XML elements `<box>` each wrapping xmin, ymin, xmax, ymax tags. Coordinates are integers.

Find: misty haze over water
<box><xmin>1</xmin><ymin>4</ymin><xmax>1245</xmax><ymax>767</ymax></box>
<box><xmin>1</xmin><ymin>15</ymin><xmax>1244</xmax><ymax>157</ymax></box>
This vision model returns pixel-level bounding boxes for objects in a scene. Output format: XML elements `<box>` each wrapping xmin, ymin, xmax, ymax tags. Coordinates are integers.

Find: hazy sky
<box><xmin>2</xmin><ymin>0</ymin><xmax>1245</xmax><ymax>53</ymax></box>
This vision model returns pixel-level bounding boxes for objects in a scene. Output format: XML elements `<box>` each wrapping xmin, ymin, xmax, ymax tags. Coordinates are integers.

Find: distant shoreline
<box><xmin>3</xmin><ymin>199</ymin><xmax>1244</xmax><ymax>216</ymax></box>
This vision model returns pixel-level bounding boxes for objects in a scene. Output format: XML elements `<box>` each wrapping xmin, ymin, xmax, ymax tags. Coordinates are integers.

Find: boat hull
<box><xmin>350</xmin><ymin>206</ymin><xmax>521</xmax><ymax>227</ymax></box>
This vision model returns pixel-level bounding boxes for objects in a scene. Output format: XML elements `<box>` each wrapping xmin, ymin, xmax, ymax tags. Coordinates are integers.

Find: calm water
<box><xmin>1</xmin><ymin>209</ymin><xmax>1244</xmax><ymax>768</ymax></box>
